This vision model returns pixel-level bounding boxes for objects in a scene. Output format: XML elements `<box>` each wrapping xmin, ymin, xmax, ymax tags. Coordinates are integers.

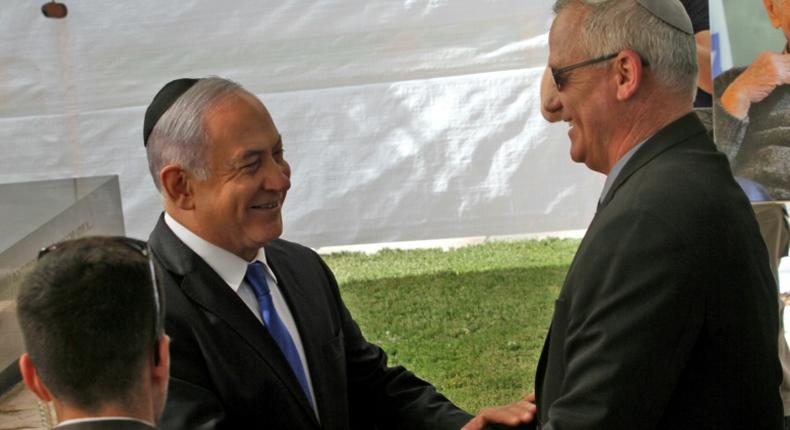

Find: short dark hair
<box><xmin>16</xmin><ymin>236</ymin><xmax>164</xmax><ymax>410</ymax></box>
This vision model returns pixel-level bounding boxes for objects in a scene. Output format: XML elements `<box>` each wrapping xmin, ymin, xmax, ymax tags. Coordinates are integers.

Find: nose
<box><xmin>261</xmin><ymin>157</ymin><xmax>291</xmax><ymax>193</ymax></box>
<box><xmin>540</xmin><ymin>66</ymin><xmax>562</xmax><ymax>122</ymax></box>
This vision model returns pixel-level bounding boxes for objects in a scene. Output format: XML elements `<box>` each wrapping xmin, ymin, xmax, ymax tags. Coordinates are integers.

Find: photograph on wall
<box><xmin>710</xmin><ymin>0</ymin><xmax>790</xmax><ymax>202</ymax></box>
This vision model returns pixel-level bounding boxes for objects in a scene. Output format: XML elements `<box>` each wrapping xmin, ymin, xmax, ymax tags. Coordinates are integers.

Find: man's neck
<box><xmin>603</xmin><ymin>94</ymin><xmax>692</xmax><ymax>173</ymax></box>
<box><xmin>164</xmin><ymin>208</ymin><xmax>258</xmax><ymax>261</ymax></box>
<box><xmin>53</xmin><ymin>399</ymin><xmax>155</xmax><ymax>426</ymax></box>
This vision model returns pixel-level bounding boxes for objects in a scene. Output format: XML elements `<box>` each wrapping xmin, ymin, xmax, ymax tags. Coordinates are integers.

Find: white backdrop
<box><xmin>0</xmin><ymin>0</ymin><xmax>603</xmax><ymax>248</ymax></box>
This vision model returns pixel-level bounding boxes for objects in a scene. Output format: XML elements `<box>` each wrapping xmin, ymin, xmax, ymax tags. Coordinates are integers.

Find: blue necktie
<box><xmin>245</xmin><ymin>261</ymin><xmax>313</xmax><ymax>407</ymax></box>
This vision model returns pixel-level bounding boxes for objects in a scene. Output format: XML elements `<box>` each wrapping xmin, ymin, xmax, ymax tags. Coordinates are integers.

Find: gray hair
<box><xmin>553</xmin><ymin>0</ymin><xmax>698</xmax><ymax>100</ymax></box>
<box><xmin>145</xmin><ymin>77</ymin><xmax>248</xmax><ymax>191</ymax></box>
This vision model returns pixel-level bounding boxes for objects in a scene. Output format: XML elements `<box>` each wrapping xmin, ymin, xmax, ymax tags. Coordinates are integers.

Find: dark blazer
<box><xmin>148</xmin><ymin>217</ymin><xmax>472</xmax><ymax>430</ymax></box>
<box><xmin>56</xmin><ymin>419</ymin><xmax>156</xmax><ymax>430</ymax></box>
<box><xmin>533</xmin><ymin>113</ymin><xmax>784</xmax><ymax>429</ymax></box>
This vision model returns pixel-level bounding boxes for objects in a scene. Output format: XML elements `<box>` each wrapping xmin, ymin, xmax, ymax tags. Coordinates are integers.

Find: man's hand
<box><xmin>460</xmin><ymin>393</ymin><xmax>537</xmax><ymax>430</ymax></box>
<box><xmin>721</xmin><ymin>52</ymin><xmax>790</xmax><ymax>119</ymax></box>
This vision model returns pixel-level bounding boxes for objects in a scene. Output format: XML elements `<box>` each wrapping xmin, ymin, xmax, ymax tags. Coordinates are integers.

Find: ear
<box><xmin>613</xmin><ymin>49</ymin><xmax>644</xmax><ymax>101</ymax></box>
<box><xmin>160</xmin><ymin>165</ymin><xmax>195</xmax><ymax>210</ymax></box>
<box><xmin>151</xmin><ymin>336</ymin><xmax>170</xmax><ymax>390</ymax></box>
<box><xmin>764</xmin><ymin>0</ymin><xmax>782</xmax><ymax>29</ymax></box>
<box><xmin>19</xmin><ymin>353</ymin><xmax>54</xmax><ymax>402</ymax></box>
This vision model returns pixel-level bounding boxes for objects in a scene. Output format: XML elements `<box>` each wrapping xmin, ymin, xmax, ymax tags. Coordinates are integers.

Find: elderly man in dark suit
<box><xmin>535</xmin><ymin>0</ymin><xmax>784</xmax><ymax>428</ymax></box>
<box><xmin>142</xmin><ymin>77</ymin><xmax>534</xmax><ymax>430</ymax></box>
<box><xmin>17</xmin><ymin>236</ymin><xmax>169</xmax><ymax>430</ymax></box>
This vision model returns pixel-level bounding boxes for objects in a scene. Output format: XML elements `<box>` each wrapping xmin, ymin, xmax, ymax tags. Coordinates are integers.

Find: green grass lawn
<box><xmin>322</xmin><ymin>238</ymin><xmax>579</xmax><ymax>414</ymax></box>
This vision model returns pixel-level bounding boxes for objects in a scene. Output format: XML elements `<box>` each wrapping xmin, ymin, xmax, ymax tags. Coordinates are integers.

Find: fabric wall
<box><xmin>0</xmin><ymin>0</ymin><xmax>603</xmax><ymax>248</ymax></box>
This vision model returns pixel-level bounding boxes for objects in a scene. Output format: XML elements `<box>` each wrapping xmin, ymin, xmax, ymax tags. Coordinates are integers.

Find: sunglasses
<box><xmin>550</xmin><ymin>52</ymin><xmax>650</xmax><ymax>91</ymax></box>
<box><xmin>38</xmin><ymin>236</ymin><xmax>163</xmax><ymax>365</ymax></box>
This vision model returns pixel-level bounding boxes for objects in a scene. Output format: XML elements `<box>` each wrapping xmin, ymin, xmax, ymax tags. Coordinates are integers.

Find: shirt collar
<box><xmin>599</xmin><ymin>137</ymin><xmax>650</xmax><ymax>204</ymax></box>
<box><xmin>164</xmin><ymin>212</ymin><xmax>278</xmax><ymax>291</ymax></box>
<box><xmin>56</xmin><ymin>417</ymin><xmax>154</xmax><ymax>428</ymax></box>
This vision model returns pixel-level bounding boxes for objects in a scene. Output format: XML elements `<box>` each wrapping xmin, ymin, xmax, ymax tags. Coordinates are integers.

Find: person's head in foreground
<box><xmin>17</xmin><ymin>236</ymin><xmax>169</xmax><ymax>428</ymax></box>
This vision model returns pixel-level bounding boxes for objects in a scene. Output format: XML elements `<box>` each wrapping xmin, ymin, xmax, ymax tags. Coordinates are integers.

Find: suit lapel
<box><xmin>148</xmin><ymin>215</ymin><xmax>318</xmax><ymax>424</ymax></box>
<box><xmin>599</xmin><ymin>112</ymin><xmax>707</xmax><ymax>209</ymax></box>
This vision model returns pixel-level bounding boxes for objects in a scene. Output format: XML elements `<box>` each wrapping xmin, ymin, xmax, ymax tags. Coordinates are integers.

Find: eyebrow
<box><xmin>237</xmin><ymin>135</ymin><xmax>283</xmax><ymax>163</ymax></box>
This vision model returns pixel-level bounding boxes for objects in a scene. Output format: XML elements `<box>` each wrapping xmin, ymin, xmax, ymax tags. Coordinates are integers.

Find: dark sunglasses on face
<box><xmin>550</xmin><ymin>52</ymin><xmax>650</xmax><ymax>91</ymax></box>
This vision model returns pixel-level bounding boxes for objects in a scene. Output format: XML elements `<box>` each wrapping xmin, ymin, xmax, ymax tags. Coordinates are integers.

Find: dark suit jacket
<box><xmin>56</xmin><ymin>419</ymin><xmax>156</xmax><ymax>430</ymax></box>
<box><xmin>533</xmin><ymin>113</ymin><xmax>784</xmax><ymax>429</ymax></box>
<box><xmin>148</xmin><ymin>217</ymin><xmax>472</xmax><ymax>430</ymax></box>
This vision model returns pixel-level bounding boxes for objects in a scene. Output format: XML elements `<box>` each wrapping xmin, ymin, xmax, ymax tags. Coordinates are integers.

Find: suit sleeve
<box><xmin>157</xmin><ymin>271</ymin><xmax>227</xmax><ymax>430</ymax></box>
<box><xmin>544</xmin><ymin>209</ymin><xmax>705</xmax><ymax>429</ymax></box>
<box><xmin>314</xmin><ymin>254</ymin><xmax>474</xmax><ymax>430</ymax></box>
<box><xmin>161</xmin><ymin>376</ymin><xmax>226</xmax><ymax>430</ymax></box>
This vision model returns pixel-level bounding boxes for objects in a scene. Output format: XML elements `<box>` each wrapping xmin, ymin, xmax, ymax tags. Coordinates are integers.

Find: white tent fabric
<box><xmin>0</xmin><ymin>0</ymin><xmax>603</xmax><ymax>248</ymax></box>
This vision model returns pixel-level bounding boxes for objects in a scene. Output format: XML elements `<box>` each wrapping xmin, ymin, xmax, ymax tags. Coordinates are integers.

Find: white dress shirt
<box><xmin>55</xmin><ymin>417</ymin><xmax>154</xmax><ymax>428</ymax></box>
<box><xmin>599</xmin><ymin>137</ymin><xmax>651</xmax><ymax>204</ymax></box>
<box><xmin>164</xmin><ymin>213</ymin><xmax>318</xmax><ymax>414</ymax></box>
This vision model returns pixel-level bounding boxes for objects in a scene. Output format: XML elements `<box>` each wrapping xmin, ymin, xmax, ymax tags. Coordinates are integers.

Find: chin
<box><xmin>569</xmin><ymin>149</ymin><xmax>585</xmax><ymax>164</ymax></box>
<box><xmin>254</xmin><ymin>226</ymin><xmax>284</xmax><ymax>244</ymax></box>
<box><xmin>568</xmin><ymin>140</ymin><xmax>584</xmax><ymax>162</ymax></box>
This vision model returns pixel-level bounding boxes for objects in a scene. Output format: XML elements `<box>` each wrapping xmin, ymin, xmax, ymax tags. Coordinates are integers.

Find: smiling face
<box><xmin>189</xmin><ymin>92</ymin><xmax>291</xmax><ymax>260</ymax></box>
<box><xmin>547</xmin><ymin>6</ymin><xmax>618</xmax><ymax>174</ymax></box>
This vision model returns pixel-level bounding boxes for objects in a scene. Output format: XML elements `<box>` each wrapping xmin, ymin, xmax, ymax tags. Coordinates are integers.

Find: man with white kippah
<box><xmin>534</xmin><ymin>0</ymin><xmax>784</xmax><ymax>428</ymax></box>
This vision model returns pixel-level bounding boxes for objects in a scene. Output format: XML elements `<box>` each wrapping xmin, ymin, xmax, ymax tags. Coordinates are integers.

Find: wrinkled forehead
<box><xmin>210</xmin><ymin>90</ymin><xmax>269</xmax><ymax>117</ymax></box>
<box><xmin>204</xmin><ymin>92</ymin><xmax>278</xmax><ymax>142</ymax></box>
<box><xmin>548</xmin><ymin>6</ymin><xmax>588</xmax><ymax>63</ymax></box>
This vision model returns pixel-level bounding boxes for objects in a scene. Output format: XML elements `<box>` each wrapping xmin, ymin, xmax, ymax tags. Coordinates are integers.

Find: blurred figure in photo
<box><xmin>714</xmin><ymin>0</ymin><xmax>790</xmax><ymax>426</ymax></box>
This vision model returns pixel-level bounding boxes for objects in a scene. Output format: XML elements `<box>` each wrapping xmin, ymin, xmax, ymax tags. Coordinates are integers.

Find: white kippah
<box><xmin>635</xmin><ymin>0</ymin><xmax>694</xmax><ymax>35</ymax></box>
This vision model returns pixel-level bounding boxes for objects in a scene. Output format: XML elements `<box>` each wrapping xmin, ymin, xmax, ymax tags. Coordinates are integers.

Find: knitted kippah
<box><xmin>636</xmin><ymin>0</ymin><xmax>693</xmax><ymax>35</ymax></box>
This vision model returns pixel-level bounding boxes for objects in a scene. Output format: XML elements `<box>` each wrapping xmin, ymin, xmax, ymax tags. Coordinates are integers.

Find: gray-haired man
<box><xmin>142</xmin><ymin>77</ymin><xmax>534</xmax><ymax>430</ymax></box>
<box><xmin>536</xmin><ymin>0</ymin><xmax>783</xmax><ymax>428</ymax></box>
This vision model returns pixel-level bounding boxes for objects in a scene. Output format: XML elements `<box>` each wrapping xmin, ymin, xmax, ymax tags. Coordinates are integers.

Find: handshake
<box><xmin>462</xmin><ymin>393</ymin><xmax>537</xmax><ymax>430</ymax></box>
